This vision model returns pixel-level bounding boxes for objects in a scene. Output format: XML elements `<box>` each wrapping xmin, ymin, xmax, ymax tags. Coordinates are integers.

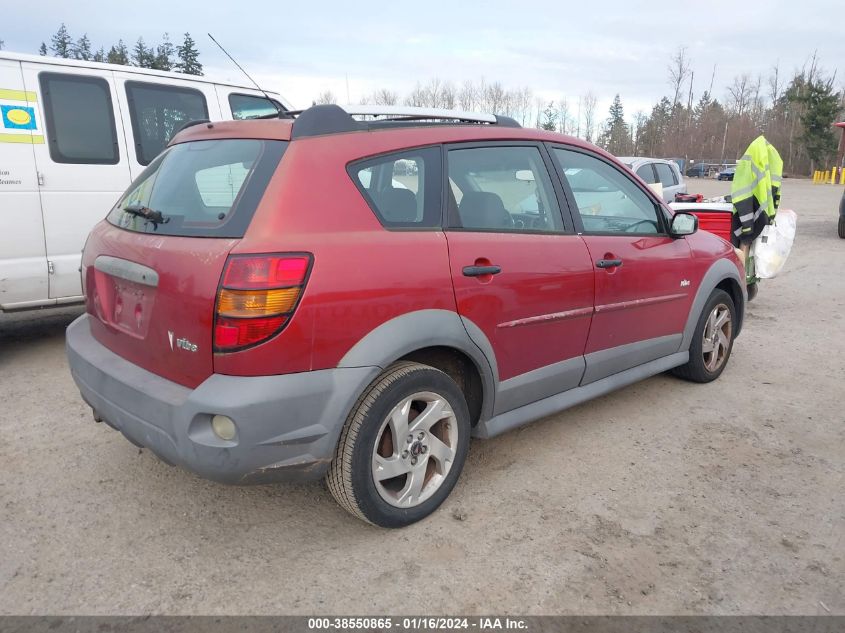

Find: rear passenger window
<box><xmin>229</xmin><ymin>93</ymin><xmax>284</xmax><ymax>119</ymax></box>
<box><xmin>39</xmin><ymin>73</ymin><xmax>119</xmax><ymax>164</ymax></box>
<box><xmin>447</xmin><ymin>145</ymin><xmax>563</xmax><ymax>232</ymax></box>
<box><xmin>125</xmin><ymin>81</ymin><xmax>209</xmax><ymax>165</ymax></box>
<box><xmin>636</xmin><ymin>164</ymin><xmax>658</xmax><ymax>184</ymax></box>
<box><xmin>350</xmin><ymin>147</ymin><xmax>441</xmax><ymax>228</ymax></box>
<box><xmin>655</xmin><ymin>163</ymin><xmax>678</xmax><ymax>187</ymax></box>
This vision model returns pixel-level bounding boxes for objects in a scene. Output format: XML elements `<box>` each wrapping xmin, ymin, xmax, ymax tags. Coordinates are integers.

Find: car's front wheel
<box><xmin>672</xmin><ymin>289</ymin><xmax>737</xmax><ymax>383</ymax></box>
<box><xmin>327</xmin><ymin>362</ymin><xmax>471</xmax><ymax>527</ymax></box>
<box><xmin>838</xmin><ymin>215</ymin><xmax>845</xmax><ymax>239</ymax></box>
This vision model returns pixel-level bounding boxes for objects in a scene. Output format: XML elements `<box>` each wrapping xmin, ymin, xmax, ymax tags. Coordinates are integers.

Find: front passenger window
<box><xmin>553</xmin><ymin>149</ymin><xmax>662</xmax><ymax>235</ymax></box>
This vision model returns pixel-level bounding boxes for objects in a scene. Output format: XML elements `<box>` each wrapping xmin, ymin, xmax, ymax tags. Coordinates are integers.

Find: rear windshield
<box><xmin>107</xmin><ymin>139</ymin><xmax>286</xmax><ymax>237</ymax></box>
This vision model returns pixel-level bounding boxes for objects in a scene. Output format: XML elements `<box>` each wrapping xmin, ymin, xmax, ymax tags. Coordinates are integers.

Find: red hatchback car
<box><xmin>67</xmin><ymin>105</ymin><xmax>746</xmax><ymax>527</ymax></box>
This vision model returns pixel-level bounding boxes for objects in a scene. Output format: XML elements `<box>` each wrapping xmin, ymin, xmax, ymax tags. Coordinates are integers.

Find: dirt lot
<box><xmin>0</xmin><ymin>178</ymin><xmax>842</xmax><ymax>615</ymax></box>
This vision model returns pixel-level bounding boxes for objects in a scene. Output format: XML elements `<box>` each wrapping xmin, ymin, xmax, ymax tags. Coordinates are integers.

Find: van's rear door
<box><xmin>20</xmin><ymin>61</ymin><xmax>132</xmax><ymax>300</ymax></box>
<box><xmin>82</xmin><ymin>137</ymin><xmax>287</xmax><ymax>388</ymax></box>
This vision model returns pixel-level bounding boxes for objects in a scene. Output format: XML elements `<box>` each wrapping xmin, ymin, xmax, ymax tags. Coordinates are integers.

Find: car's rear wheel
<box><xmin>838</xmin><ymin>215</ymin><xmax>845</xmax><ymax>239</ymax></box>
<box><xmin>672</xmin><ymin>289</ymin><xmax>736</xmax><ymax>383</ymax></box>
<box><xmin>326</xmin><ymin>362</ymin><xmax>470</xmax><ymax>527</ymax></box>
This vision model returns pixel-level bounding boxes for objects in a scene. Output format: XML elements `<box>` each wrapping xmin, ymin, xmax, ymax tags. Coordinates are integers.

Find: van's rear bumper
<box><xmin>66</xmin><ymin>315</ymin><xmax>380</xmax><ymax>484</ymax></box>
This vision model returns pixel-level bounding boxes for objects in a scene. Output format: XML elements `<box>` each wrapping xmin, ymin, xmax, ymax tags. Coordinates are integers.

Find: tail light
<box><xmin>214</xmin><ymin>253</ymin><xmax>312</xmax><ymax>352</ymax></box>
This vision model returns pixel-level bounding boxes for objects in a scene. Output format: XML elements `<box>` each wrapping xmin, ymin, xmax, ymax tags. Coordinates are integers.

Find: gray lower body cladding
<box><xmin>66</xmin><ymin>315</ymin><xmax>380</xmax><ymax>484</ymax></box>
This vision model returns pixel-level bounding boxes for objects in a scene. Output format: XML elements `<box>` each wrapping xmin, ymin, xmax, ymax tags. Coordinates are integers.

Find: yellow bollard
<box><xmin>824</xmin><ymin>170</ymin><xmax>830</xmax><ymax>183</ymax></box>
<box><xmin>831</xmin><ymin>167</ymin><xmax>838</xmax><ymax>184</ymax></box>
<box><xmin>841</xmin><ymin>169</ymin><xmax>845</xmax><ymax>185</ymax></box>
<box><xmin>813</xmin><ymin>170</ymin><xmax>819</xmax><ymax>183</ymax></box>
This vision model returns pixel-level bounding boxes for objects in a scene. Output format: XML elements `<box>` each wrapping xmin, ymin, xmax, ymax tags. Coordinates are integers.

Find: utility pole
<box><xmin>720</xmin><ymin>120</ymin><xmax>729</xmax><ymax>165</ymax></box>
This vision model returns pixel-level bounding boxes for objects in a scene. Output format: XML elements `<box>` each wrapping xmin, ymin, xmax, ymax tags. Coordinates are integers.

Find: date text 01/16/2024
<box><xmin>307</xmin><ymin>617</ymin><xmax>528</xmax><ymax>630</ymax></box>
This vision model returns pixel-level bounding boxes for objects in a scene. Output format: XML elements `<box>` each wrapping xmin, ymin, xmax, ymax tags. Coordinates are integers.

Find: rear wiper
<box><xmin>123</xmin><ymin>203</ymin><xmax>170</xmax><ymax>226</ymax></box>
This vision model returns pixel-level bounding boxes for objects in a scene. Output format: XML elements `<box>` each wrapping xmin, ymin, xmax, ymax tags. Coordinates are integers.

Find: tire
<box><xmin>838</xmin><ymin>216</ymin><xmax>845</xmax><ymax>239</ymax></box>
<box><xmin>746</xmin><ymin>283</ymin><xmax>758</xmax><ymax>302</ymax></box>
<box><xmin>326</xmin><ymin>362</ymin><xmax>471</xmax><ymax>528</ymax></box>
<box><xmin>672</xmin><ymin>289</ymin><xmax>737</xmax><ymax>383</ymax></box>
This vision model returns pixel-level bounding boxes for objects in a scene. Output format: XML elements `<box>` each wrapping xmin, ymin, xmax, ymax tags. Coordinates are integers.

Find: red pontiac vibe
<box><xmin>66</xmin><ymin>105</ymin><xmax>746</xmax><ymax>527</ymax></box>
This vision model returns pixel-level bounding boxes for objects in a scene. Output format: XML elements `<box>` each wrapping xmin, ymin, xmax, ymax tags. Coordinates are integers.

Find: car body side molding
<box><xmin>475</xmin><ymin>351</ymin><xmax>688</xmax><ymax>439</ymax></box>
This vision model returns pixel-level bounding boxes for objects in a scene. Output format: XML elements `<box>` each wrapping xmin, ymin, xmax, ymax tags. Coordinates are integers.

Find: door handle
<box><xmin>596</xmin><ymin>259</ymin><xmax>623</xmax><ymax>269</ymax></box>
<box><xmin>463</xmin><ymin>265</ymin><xmax>502</xmax><ymax>277</ymax></box>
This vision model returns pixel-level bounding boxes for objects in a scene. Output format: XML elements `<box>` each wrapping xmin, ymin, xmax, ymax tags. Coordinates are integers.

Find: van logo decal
<box><xmin>168</xmin><ymin>331</ymin><xmax>198</xmax><ymax>353</ymax></box>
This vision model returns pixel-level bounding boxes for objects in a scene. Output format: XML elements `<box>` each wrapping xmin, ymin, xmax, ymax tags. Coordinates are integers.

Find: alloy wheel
<box><xmin>371</xmin><ymin>391</ymin><xmax>458</xmax><ymax>508</ymax></box>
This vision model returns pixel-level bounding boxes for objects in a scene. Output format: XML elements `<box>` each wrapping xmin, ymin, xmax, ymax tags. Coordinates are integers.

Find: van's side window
<box><xmin>229</xmin><ymin>94</ymin><xmax>284</xmax><ymax>120</ymax></box>
<box><xmin>125</xmin><ymin>81</ymin><xmax>209</xmax><ymax>165</ymax></box>
<box><xmin>39</xmin><ymin>73</ymin><xmax>119</xmax><ymax>165</ymax></box>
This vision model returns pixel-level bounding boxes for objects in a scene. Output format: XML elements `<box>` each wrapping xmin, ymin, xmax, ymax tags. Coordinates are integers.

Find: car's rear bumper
<box><xmin>66</xmin><ymin>315</ymin><xmax>380</xmax><ymax>484</ymax></box>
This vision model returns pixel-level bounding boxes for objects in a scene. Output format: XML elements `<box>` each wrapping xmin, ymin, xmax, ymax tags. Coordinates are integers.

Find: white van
<box><xmin>0</xmin><ymin>51</ymin><xmax>291</xmax><ymax>312</ymax></box>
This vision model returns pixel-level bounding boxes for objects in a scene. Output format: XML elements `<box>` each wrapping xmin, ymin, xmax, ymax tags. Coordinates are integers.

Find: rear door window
<box><xmin>39</xmin><ymin>73</ymin><xmax>119</xmax><ymax>164</ymax></box>
<box><xmin>229</xmin><ymin>93</ymin><xmax>284</xmax><ymax>119</ymax></box>
<box><xmin>125</xmin><ymin>81</ymin><xmax>209</xmax><ymax>165</ymax></box>
<box><xmin>635</xmin><ymin>163</ymin><xmax>658</xmax><ymax>184</ymax></box>
<box><xmin>655</xmin><ymin>162</ymin><xmax>678</xmax><ymax>187</ymax></box>
<box><xmin>446</xmin><ymin>145</ymin><xmax>564</xmax><ymax>232</ymax></box>
<box><xmin>349</xmin><ymin>147</ymin><xmax>441</xmax><ymax>228</ymax></box>
<box><xmin>107</xmin><ymin>139</ymin><xmax>286</xmax><ymax>237</ymax></box>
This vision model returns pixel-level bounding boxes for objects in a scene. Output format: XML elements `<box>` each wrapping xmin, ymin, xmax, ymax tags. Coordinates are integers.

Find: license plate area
<box><xmin>92</xmin><ymin>256</ymin><xmax>158</xmax><ymax>339</ymax></box>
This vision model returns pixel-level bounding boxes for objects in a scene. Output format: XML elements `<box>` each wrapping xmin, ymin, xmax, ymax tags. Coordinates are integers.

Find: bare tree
<box><xmin>768</xmin><ymin>61</ymin><xmax>782</xmax><ymax>104</ymax></box>
<box><xmin>668</xmin><ymin>47</ymin><xmax>691</xmax><ymax>105</ymax></box>
<box><xmin>582</xmin><ymin>91</ymin><xmax>597</xmax><ymax>142</ymax></box>
<box><xmin>440</xmin><ymin>81</ymin><xmax>457</xmax><ymax>109</ymax></box>
<box><xmin>315</xmin><ymin>90</ymin><xmax>337</xmax><ymax>105</ymax></box>
<box><xmin>727</xmin><ymin>74</ymin><xmax>753</xmax><ymax>116</ymax></box>
<box><xmin>370</xmin><ymin>88</ymin><xmax>398</xmax><ymax>105</ymax></box>
<box><xmin>559</xmin><ymin>97</ymin><xmax>570</xmax><ymax>135</ymax></box>
<box><xmin>458</xmin><ymin>80</ymin><xmax>478</xmax><ymax>111</ymax></box>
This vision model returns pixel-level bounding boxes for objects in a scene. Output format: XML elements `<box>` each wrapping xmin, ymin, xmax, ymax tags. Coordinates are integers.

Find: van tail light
<box><xmin>214</xmin><ymin>253</ymin><xmax>312</xmax><ymax>352</ymax></box>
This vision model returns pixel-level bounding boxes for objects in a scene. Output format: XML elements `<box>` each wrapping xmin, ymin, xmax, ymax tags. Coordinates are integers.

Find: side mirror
<box><xmin>670</xmin><ymin>212</ymin><xmax>698</xmax><ymax>237</ymax></box>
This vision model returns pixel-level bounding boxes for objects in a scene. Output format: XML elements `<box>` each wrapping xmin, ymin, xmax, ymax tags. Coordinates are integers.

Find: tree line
<box><xmin>315</xmin><ymin>49</ymin><xmax>843</xmax><ymax>175</ymax></box>
<box><xmin>29</xmin><ymin>24</ymin><xmax>203</xmax><ymax>75</ymax></box>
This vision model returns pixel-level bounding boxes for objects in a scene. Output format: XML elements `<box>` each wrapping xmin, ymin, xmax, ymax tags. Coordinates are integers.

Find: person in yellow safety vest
<box><xmin>731</xmin><ymin>135</ymin><xmax>783</xmax><ymax>259</ymax></box>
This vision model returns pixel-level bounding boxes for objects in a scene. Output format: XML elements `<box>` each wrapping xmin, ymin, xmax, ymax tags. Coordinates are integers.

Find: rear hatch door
<box><xmin>83</xmin><ymin>137</ymin><xmax>287</xmax><ymax>388</ymax></box>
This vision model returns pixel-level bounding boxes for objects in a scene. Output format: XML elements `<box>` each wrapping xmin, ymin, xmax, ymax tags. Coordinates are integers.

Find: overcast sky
<box><xmin>3</xmin><ymin>0</ymin><xmax>843</xmax><ymax>121</ymax></box>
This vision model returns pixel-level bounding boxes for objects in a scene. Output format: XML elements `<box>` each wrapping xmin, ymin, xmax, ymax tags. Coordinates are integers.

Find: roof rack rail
<box><xmin>287</xmin><ymin>104</ymin><xmax>520</xmax><ymax>139</ymax></box>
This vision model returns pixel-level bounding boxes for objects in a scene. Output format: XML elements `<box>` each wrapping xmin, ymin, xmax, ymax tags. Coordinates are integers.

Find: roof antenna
<box><xmin>207</xmin><ymin>33</ymin><xmax>283</xmax><ymax>116</ymax></box>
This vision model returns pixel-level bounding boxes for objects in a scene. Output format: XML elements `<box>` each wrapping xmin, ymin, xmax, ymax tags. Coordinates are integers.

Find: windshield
<box><xmin>107</xmin><ymin>139</ymin><xmax>286</xmax><ymax>238</ymax></box>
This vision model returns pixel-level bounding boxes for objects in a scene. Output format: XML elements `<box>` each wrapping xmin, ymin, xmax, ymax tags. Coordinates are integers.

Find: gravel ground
<box><xmin>0</xmin><ymin>178</ymin><xmax>842</xmax><ymax>616</ymax></box>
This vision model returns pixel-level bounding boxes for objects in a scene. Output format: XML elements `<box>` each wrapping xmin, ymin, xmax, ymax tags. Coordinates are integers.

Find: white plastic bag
<box><xmin>752</xmin><ymin>209</ymin><xmax>797</xmax><ymax>279</ymax></box>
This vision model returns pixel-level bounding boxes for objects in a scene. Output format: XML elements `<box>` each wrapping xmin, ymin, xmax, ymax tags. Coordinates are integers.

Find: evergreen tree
<box><xmin>39</xmin><ymin>42</ymin><xmax>48</xmax><ymax>56</ymax></box>
<box><xmin>175</xmin><ymin>33</ymin><xmax>202</xmax><ymax>75</ymax></box>
<box><xmin>132</xmin><ymin>37</ymin><xmax>155</xmax><ymax>68</ymax></box>
<box><xmin>107</xmin><ymin>40</ymin><xmax>130</xmax><ymax>65</ymax></box>
<box><xmin>74</xmin><ymin>34</ymin><xmax>92</xmax><ymax>60</ymax></box>
<box><xmin>540</xmin><ymin>102</ymin><xmax>559</xmax><ymax>131</ymax></box>
<box><xmin>152</xmin><ymin>34</ymin><xmax>175</xmax><ymax>71</ymax></box>
<box><xmin>792</xmin><ymin>77</ymin><xmax>842</xmax><ymax>171</ymax></box>
<box><xmin>599</xmin><ymin>94</ymin><xmax>631</xmax><ymax>155</ymax></box>
<box><xmin>93</xmin><ymin>47</ymin><xmax>106</xmax><ymax>63</ymax></box>
<box><xmin>0</xmin><ymin>39</ymin><xmax>4</xmax><ymax>51</ymax></box>
<box><xmin>50</xmin><ymin>23</ymin><xmax>73</xmax><ymax>58</ymax></box>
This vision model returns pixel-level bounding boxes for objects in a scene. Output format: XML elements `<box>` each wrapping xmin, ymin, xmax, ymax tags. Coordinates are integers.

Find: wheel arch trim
<box><xmin>338</xmin><ymin>309</ymin><xmax>498</xmax><ymax>421</ymax></box>
<box><xmin>680</xmin><ymin>258</ymin><xmax>746</xmax><ymax>351</ymax></box>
